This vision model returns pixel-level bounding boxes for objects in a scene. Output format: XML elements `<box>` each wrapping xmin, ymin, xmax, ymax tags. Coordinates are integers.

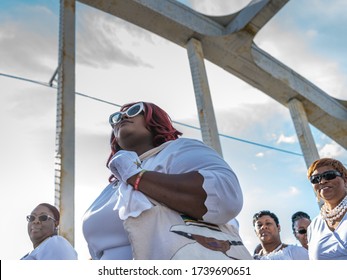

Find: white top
<box><xmin>255</xmin><ymin>244</ymin><xmax>309</xmax><ymax>260</ymax></box>
<box><xmin>82</xmin><ymin>138</ymin><xmax>243</xmax><ymax>260</ymax></box>
<box><xmin>307</xmin><ymin>212</ymin><xmax>347</xmax><ymax>260</ymax></box>
<box><xmin>20</xmin><ymin>235</ymin><xmax>78</xmax><ymax>260</ymax></box>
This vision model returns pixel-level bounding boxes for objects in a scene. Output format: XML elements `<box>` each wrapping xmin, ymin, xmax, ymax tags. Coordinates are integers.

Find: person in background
<box><xmin>253</xmin><ymin>243</ymin><xmax>262</xmax><ymax>255</ymax></box>
<box><xmin>82</xmin><ymin>101</ymin><xmax>244</xmax><ymax>259</ymax></box>
<box><xmin>21</xmin><ymin>203</ymin><xmax>78</xmax><ymax>260</ymax></box>
<box><xmin>307</xmin><ymin>158</ymin><xmax>347</xmax><ymax>260</ymax></box>
<box><xmin>291</xmin><ymin>211</ymin><xmax>311</xmax><ymax>249</ymax></box>
<box><xmin>253</xmin><ymin>210</ymin><xmax>308</xmax><ymax>260</ymax></box>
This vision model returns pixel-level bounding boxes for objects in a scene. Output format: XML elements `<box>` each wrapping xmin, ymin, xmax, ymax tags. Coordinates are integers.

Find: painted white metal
<box><xmin>187</xmin><ymin>38</ymin><xmax>223</xmax><ymax>156</ymax></box>
<box><xmin>287</xmin><ymin>98</ymin><xmax>320</xmax><ymax>168</ymax></box>
<box><xmin>55</xmin><ymin>0</ymin><xmax>76</xmax><ymax>245</ymax></box>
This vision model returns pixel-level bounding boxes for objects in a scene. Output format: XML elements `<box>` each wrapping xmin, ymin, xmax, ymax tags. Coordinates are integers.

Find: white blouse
<box><xmin>255</xmin><ymin>244</ymin><xmax>309</xmax><ymax>260</ymax></box>
<box><xmin>21</xmin><ymin>235</ymin><xmax>77</xmax><ymax>260</ymax></box>
<box><xmin>308</xmin><ymin>212</ymin><xmax>347</xmax><ymax>260</ymax></box>
<box><xmin>82</xmin><ymin>138</ymin><xmax>243</xmax><ymax>260</ymax></box>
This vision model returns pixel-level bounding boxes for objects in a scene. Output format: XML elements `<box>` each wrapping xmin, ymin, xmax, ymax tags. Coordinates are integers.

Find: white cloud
<box><xmin>258</xmin><ymin>16</ymin><xmax>347</xmax><ymax>100</ymax></box>
<box><xmin>188</xmin><ymin>0</ymin><xmax>249</xmax><ymax>15</ymax></box>
<box><xmin>76</xmin><ymin>6</ymin><xmax>153</xmax><ymax>68</ymax></box>
<box><xmin>255</xmin><ymin>152</ymin><xmax>264</xmax><ymax>158</ymax></box>
<box><xmin>288</xmin><ymin>186</ymin><xmax>300</xmax><ymax>195</ymax></box>
<box><xmin>276</xmin><ymin>134</ymin><xmax>296</xmax><ymax>145</ymax></box>
<box><xmin>319</xmin><ymin>142</ymin><xmax>346</xmax><ymax>158</ymax></box>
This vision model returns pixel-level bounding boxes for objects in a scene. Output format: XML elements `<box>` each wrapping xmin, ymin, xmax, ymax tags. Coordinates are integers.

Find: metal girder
<box><xmin>187</xmin><ymin>38</ymin><xmax>223</xmax><ymax>156</ymax></box>
<box><xmin>287</xmin><ymin>98</ymin><xmax>320</xmax><ymax>168</ymax></box>
<box><xmin>77</xmin><ymin>0</ymin><xmax>347</xmax><ymax>152</ymax></box>
<box><xmin>55</xmin><ymin>0</ymin><xmax>76</xmax><ymax>246</ymax></box>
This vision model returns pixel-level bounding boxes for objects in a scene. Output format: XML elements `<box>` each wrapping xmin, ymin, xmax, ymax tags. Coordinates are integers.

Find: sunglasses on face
<box><xmin>26</xmin><ymin>214</ymin><xmax>56</xmax><ymax>223</ymax></box>
<box><xmin>109</xmin><ymin>102</ymin><xmax>145</xmax><ymax>126</ymax></box>
<box><xmin>295</xmin><ymin>229</ymin><xmax>307</xmax><ymax>235</ymax></box>
<box><xmin>309</xmin><ymin>170</ymin><xmax>342</xmax><ymax>184</ymax></box>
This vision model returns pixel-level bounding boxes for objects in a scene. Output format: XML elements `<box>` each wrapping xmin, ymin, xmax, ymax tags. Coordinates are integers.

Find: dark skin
<box><xmin>254</xmin><ymin>215</ymin><xmax>285</xmax><ymax>255</ymax></box>
<box><xmin>114</xmin><ymin>113</ymin><xmax>207</xmax><ymax>220</ymax></box>
<box><xmin>311</xmin><ymin>165</ymin><xmax>347</xmax><ymax>231</ymax></box>
<box><xmin>293</xmin><ymin>218</ymin><xmax>310</xmax><ymax>249</ymax></box>
<box><xmin>27</xmin><ymin>205</ymin><xmax>58</xmax><ymax>248</ymax></box>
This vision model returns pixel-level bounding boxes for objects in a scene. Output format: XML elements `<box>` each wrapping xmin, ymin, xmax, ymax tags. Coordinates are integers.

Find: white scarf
<box><xmin>113</xmin><ymin>141</ymin><xmax>172</xmax><ymax>220</ymax></box>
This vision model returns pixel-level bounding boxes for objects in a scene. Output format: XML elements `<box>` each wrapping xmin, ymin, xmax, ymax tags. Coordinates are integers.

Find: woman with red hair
<box><xmin>82</xmin><ymin>101</ymin><xmax>244</xmax><ymax>260</ymax></box>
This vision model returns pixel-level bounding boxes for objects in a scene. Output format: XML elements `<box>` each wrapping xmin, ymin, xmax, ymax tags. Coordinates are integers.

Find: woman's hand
<box><xmin>108</xmin><ymin>150</ymin><xmax>144</xmax><ymax>183</ymax></box>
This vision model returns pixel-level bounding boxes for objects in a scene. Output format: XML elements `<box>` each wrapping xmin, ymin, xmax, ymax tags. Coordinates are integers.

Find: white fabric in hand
<box><xmin>108</xmin><ymin>150</ymin><xmax>143</xmax><ymax>183</ymax></box>
<box><xmin>114</xmin><ymin>181</ymin><xmax>153</xmax><ymax>220</ymax></box>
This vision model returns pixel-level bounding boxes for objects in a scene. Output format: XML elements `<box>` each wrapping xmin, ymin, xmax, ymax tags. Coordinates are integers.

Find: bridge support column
<box><xmin>55</xmin><ymin>0</ymin><xmax>76</xmax><ymax>246</ymax></box>
<box><xmin>288</xmin><ymin>98</ymin><xmax>322</xmax><ymax>207</ymax></box>
<box><xmin>186</xmin><ymin>38</ymin><xmax>223</xmax><ymax>156</ymax></box>
<box><xmin>287</xmin><ymin>98</ymin><xmax>320</xmax><ymax>168</ymax></box>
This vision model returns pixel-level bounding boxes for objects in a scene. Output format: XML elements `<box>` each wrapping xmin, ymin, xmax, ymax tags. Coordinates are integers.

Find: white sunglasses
<box><xmin>109</xmin><ymin>102</ymin><xmax>145</xmax><ymax>126</ymax></box>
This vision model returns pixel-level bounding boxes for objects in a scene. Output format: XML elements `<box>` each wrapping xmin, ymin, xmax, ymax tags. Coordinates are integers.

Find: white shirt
<box><xmin>82</xmin><ymin>138</ymin><xmax>243</xmax><ymax>259</ymax></box>
<box><xmin>255</xmin><ymin>244</ymin><xmax>309</xmax><ymax>260</ymax></box>
<box><xmin>307</xmin><ymin>212</ymin><xmax>347</xmax><ymax>260</ymax></box>
<box><xmin>20</xmin><ymin>235</ymin><xmax>78</xmax><ymax>260</ymax></box>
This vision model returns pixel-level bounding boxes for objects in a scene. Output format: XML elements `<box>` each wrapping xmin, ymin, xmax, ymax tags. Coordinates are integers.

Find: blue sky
<box><xmin>1</xmin><ymin>0</ymin><xmax>346</xmax><ymax>260</ymax></box>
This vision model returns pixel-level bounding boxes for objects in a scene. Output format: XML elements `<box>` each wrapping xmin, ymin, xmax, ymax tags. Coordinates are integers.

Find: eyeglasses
<box><xmin>26</xmin><ymin>214</ymin><xmax>56</xmax><ymax>223</ymax></box>
<box><xmin>109</xmin><ymin>102</ymin><xmax>145</xmax><ymax>126</ymax></box>
<box><xmin>295</xmin><ymin>229</ymin><xmax>307</xmax><ymax>235</ymax></box>
<box><xmin>309</xmin><ymin>170</ymin><xmax>342</xmax><ymax>184</ymax></box>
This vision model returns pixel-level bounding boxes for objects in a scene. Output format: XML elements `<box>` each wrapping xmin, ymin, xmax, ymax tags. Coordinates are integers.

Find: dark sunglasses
<box><xmin>295</xmin><ymin>229</ymin><xmax>307</xmax><ymax>235</ymax></box>
<box><xmin>26</xmin><ymin>214</ymin><xmax>56</xmax><ymax>223</ymax></box>
<box><xmin>309</xmin><ymin>170</ymin><xmax>342</xmax><ymax>184</ymax></box>
<box><xmin>109</xmin><ymin>102</ymin><xmax>145</xmax><ymax>126</ymax></box>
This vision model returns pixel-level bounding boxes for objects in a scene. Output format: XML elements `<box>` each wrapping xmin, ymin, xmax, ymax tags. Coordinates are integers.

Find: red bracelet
<box><xmin>134</xmin><ymin>170</ymin><xmax>147</xmax><ymax>191</ymax></box>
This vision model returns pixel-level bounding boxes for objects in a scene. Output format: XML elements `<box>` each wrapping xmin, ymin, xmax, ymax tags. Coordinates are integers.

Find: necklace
<box><xmin>320</xmin><ymin>194</ymin><xmax>347</xmax><ymax>226</ymax></box>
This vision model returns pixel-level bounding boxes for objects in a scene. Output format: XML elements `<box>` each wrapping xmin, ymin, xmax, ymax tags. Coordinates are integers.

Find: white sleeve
<box><xmin>164</xmin><ymin>139</ymin><xmax>243</xmax><ymax>225</ymax></box>
<box><xmin>199</xmin><ymin>168</ymin><xmax>242</xmax><ymax>224</ymax></box>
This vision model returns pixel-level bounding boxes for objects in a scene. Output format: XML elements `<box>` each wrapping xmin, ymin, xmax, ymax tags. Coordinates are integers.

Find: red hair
<box><xmin>107</xmin><ymin>101</ymin><xmax>182</xmax><ymax>182</ymax></box>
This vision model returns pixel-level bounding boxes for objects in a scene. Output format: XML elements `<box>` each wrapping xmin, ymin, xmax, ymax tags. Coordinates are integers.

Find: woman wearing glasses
<box><xmin>21</xmin><ymin>203</ymin><xmax>78</xmax><ymax>260</ymax></box>
<box><xmin>82</xmin><ymin>101</ymin><xmax>245</xmax><ymax>260</ymax></box>
<box><xmin>252</xmin><ymin>210</ymin><xmax>308</xmax><ymax>260</ymax></box>
<box><xmin>307</xmin><ymin>158</ymin><xmax>347</xmax><ymax>260</ymax></box>
<box><xmin>291</xmin><ymin>211</ymin><xmax>311</xmax><ymax>249</ymax></box>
